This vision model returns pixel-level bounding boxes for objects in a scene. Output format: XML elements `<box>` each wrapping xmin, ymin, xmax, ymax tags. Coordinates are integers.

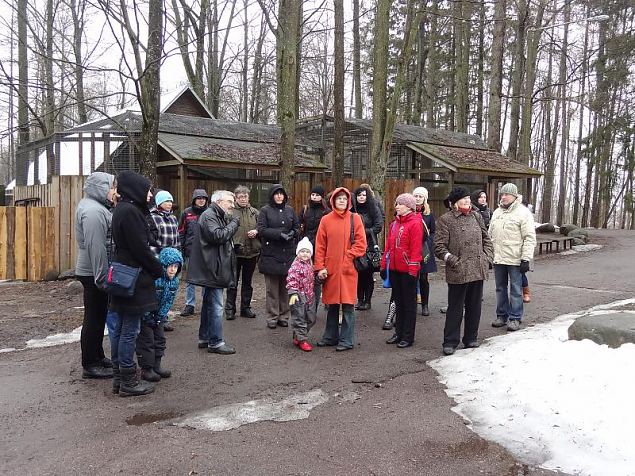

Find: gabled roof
<box><xmin>160</xmin><ymin>85</ymin><xmax>214</xmax><ymax>118</ymax></box>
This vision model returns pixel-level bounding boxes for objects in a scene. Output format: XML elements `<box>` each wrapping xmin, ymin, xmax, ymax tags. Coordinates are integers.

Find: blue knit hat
<box><xmin>159</xmin><ymin>247</ymin><xmax>183</xmax><ymax>272</ymax></box>
<box><xmin>155</xmin><ymin>190</ymin><xmax>174</xmax><ymax>207</ymax></box>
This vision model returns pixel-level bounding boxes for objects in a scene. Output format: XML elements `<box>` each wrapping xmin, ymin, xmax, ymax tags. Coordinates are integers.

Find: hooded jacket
<box><xmin>75</xmin><ymin>172</ymin><xmax>115</xmax><ymax>287</ymax></box>
<box><xmin>186</xmin><ymin>202</ymin><xmax>240</xmax><ymax>288</ymax></box>
<box><xmin>351</xmin><ymin>187</ymin><xmax>384</xmax><ymax>249</ymax></box>
<box><xmin>178</xmin><ymin>189</ymin><xmax>209</xmax><ymax>257</ymax></box>
<box><xmin>144</xmin><ymin>247</ymin><xmax>183</xmax><ymax>323</ymax></box>
<box><xmin>299</xmin><ymin>199</ymin><xmax>330</xmax><ymax>246</ymax></box>
<box><xmin>110</xmin><ymin>171</ymin><xmax>163</xmax><ymax>314</ymax></box>
<box><xmin>314</xmin><ymin>187</ymin><xmax>367</xmax><ymax>305</ymax></box>
<box><xmin>381</xmin><ymin>211</ymin><xmax>423</xmax><ymax>277</ymax></box>
<box><xmin>488</xmin><ymin>195</ymin><xmax>536</xmax><ymax>265</ymax></box>
<box><xmin>256</xmin><ymin>184</ymin><xmax>300</xmax><ymax>275</ymax></box>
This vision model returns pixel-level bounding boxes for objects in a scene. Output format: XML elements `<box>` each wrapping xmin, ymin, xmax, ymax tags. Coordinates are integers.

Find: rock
<box><xmin>568</xmin><ymin>228</ymin><xmax>589</xmax><ymax>238</ymax></box>
<box><xmin>560</xmin><ymin>224</ymin><xmax>579</xmax><ymax>235</ymax></box>
<box><xmin>536</xmin><ymin>223</ymin><xmax>556</xmax><ymax>233</ymax></box>
<box><xmin>568</xmin><ymin>312</ymin><xmax>635</xmax><ymax>348</ymax></box>
<box><xmin>66</xmin><ymin>280</ymin><xmax>84</xmax><ymax>295</ymax></box>
<box><xmin>572</xmin><ymin>236</ymin><xmax>587</xmax><ymax>245</ymax></box>
<box><xmin>58</xmin><ymin>269</ymin><xmax>76</xmax><ymax>280</ymax></box>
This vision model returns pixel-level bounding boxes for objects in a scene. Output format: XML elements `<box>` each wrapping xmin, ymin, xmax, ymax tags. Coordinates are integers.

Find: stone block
<box><xmin>568</xmin><ymin>312</ymin><xmax>635</xmax><ymax>348</ymax></box>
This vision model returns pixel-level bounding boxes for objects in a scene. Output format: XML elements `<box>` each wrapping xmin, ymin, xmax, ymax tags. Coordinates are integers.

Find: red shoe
<box><xmin>293</xmin><ymin>338</ymin><xmax>299</xmax><ymax>347</ymax></box>
<box><xmin>298</xmin><ymin>341</ymin><xmax>313</xmax><ymax>352</ymax></box>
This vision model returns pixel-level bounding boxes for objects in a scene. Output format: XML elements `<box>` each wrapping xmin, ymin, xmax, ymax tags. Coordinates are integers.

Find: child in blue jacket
<box><xmin>136</xmin><ymin>247</ymin><xmax>183</xmax><ymax>382</ymax></box>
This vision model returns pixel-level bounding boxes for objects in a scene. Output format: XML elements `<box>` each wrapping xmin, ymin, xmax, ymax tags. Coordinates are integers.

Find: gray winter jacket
<box><xmin>75</xmin><ymin>172</ymin><xmax>115</xmax><ymax>286</ymax></box>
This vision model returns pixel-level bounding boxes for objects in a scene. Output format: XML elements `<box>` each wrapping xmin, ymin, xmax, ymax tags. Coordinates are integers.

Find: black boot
<box><xmin>112</xmin><ymin>366</ymin><xmax>121</xmax><ymax>394</ymax></box>
<box><xmin>119</xmin><ymin>366</ymin><xmax>155</xmax><ymax>397</ymax></box>
<box><xmin>154</xmin><ymin>357</ymin><xmax>171</xmax><ymax>378</ymax></box>
<box><xmin>382</xmin><ymin>301</ymin><xmax>396</xmax><ymax>330</ymax></box>
<box><xmin>141</xmin><ymin>367</ymin><xmax>161</xmax><ymax>382</ymax></box>
<box><xmin>421</xmin><ymin>304</ymin><xmax>430</xmax><ymax>316</ymax></box>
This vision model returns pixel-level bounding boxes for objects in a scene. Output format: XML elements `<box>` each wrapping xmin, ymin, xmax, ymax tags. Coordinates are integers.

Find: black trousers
<box><xmin>356</xmin><ymin>268</ymin><xmax>375</xmax><ymax>304</ymax></box>
<box><xmin>225</xmin><ymin>256</ymin><xmax>258</xmax><ymax>312</ymax></box>
<box><xmin>392</xmin><ymin>271</ymin><xmax>418</xmax><ymax>344</ymax></box>
<box><xmin>444</xmin><ymin>280</ymin><xmax>484</xmax><ymax>348</ymax></box>
<box><xmin>419</xmin><ymin>272</ymin><xmax>430</xmax><ymax>305</ymax></box>
<box><xmin>77</xmin><ymin>275</ymin><xmax>108</xmax><ymax>368</ymax></box>
<box><xmin>136</xmin><ymin>321</ymin><xmax>166</xmax><ymax>369</ymax></box>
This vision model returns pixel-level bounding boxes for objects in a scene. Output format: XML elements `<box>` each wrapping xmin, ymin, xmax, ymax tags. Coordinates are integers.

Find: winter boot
<box><xmin>112</xmin><ymin>366</ymin><xmax>121</xmax><ymax>395</ymax></box>
<box><xmin>154</xmin><ymin>358</ymin><xmax>171</xmax><ymax>379</ymax></box>
<box><xmin>523</xmin><ymin>286</ymin><xmax>531</xmax><ymax>303</ymax></box>
<box><xmin>119</xmin><ymin>366</ymin><xmax>155</xmax><ymax>397</ymax></box>
<box><xmin>141</xmin><ymin>367</ymin><xmax>161</xmax><ymax>382</ymax></box>
<box><xmin>382</xmin><ymin>301</ymin><xmax>396</xmax><ymax>330</ymax></box>
<box><xmin>421</xmin><ymin>304</ymin><xmax>430</xmax><ymax>316</ymax></box>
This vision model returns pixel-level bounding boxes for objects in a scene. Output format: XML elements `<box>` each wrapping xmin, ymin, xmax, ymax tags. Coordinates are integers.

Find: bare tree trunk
<box><xmin>70</xmin><ymin>0</ymin><xmax>87</xmax><ymax>123</ymax></box>
<box><xmin>353</xmin><ymin>0</ymin><xmax>363</xmax><ymax>119</ymax></box>
<box><xmin>540</xmin><ymin>42</ymin><xmax>555</xmax><ymax>223</ymax></box>
<box><xmin>425</xmin><ymin>0</ymin><xmax>438</xmax><ymax>128</ymax></box>
<box><xmin>573</xmin><ymin>14</ymin><xmax>590</xmax><ymax>225</ymax></box>
<box><xmin>487</xmin><ymin>0</ymin><xmax>506</xmax><ymax>151</ymax></box>
<box><xmin>475</xmin><ymin>0</ymin><xmax>485</xmax><ymax>137</ymax></box>
<box><xmin>172</xmin><ymin>0</ymin><xmax>208</xmax><ymax>100</ymax></box>
<box><xmin>17</xmin><ymin>0</ymin><xmax>29</xmax><ymax>153</ymax></box>
<box><xmin>555</xmin><ymin>5</ymin><xmax>570</xmax><ymax>225</ymax></box>
<box><xmin>332</xmin><ymin>0</ymin><xmax>345</xmax><ymax>186</ymax></box>
<box><xmin>412</xmin><ymin>16</ymin><xmax>428</xmax><ymax>126</ymax></box>
<box><xmin>507</xmin><ymin>0</ymin><xmax>528</xmax><ymax>160</ymax></box>
<box><xmin>455</xmin><ymin>0</ymin><xmax>471</xmax><ymax>133</ymax></box>
<box><xmin>249</xmin><ymin>18</ymin><xmax>266</xmax><ymax>122</ymax></box>
<box><xmin>241</xmin><ymin>0</ymin><xmax>248</xmax><ymax>122</ymax></box>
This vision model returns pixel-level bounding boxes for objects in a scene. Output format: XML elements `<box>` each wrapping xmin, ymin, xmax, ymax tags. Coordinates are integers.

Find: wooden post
<box><xmin>179</xmin><ymin>164</ymin><xmax>188</xmax><ymax>213</ymax></box>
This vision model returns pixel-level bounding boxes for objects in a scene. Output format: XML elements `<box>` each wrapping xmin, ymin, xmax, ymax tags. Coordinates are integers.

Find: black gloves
<box><xmin>280</xmin><ymin>231</ymin><xmax>294</xmax><ymax>242</ymax></box>
<box><xmin>519</xmin><ymin>260</ymin><xmax>530</xmax><ymax>274</ymax></box>
<box><xmin>379</xmin><ymin>269</ymin><xmax>387</xmax><ymax>280</ymax></box>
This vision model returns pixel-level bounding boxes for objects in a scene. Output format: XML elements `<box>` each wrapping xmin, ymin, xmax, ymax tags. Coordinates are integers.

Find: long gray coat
<box><xmin>434</xmin><ymin>209</ymin><xmax>494</xmax><ymax>285</ymax></box>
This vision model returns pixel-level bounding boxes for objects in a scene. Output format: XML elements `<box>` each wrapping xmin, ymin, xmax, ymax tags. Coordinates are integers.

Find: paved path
<box><xmin>1</xmin><ymin>229</ymin><xmax>633</xmax><ymax>475</ymax></box>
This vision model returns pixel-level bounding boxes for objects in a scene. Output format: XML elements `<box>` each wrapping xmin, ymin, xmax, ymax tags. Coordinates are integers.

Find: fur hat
<box><xmin>412</xmin><ymin>186</ymin><xmax>428</xmax><ymax>201</ymax></box>
<box><xmin>500</xmin><ymin>183</ymin><xmax>519</xmax><ymax>197</ymax></box>
<box><xmin>296</xmin><ymin>237</ymin><xmax>313</xmax><ymax>257</ymax></box>
<box><xmin>395</xmin><ymin>193</ymin><xmax>417</xmax><ymax>211</ymax></box>
<box><xmin>311</xmin><ymin>185</ymin><xmax>325</xmax><ymax>197</ymax></box>
<box><xmin>155</xmin><ymin>190</ymin><xmax>174</xmax><ymax>207</ymax></box>
<box><xmin>446</xmin><ymin>186</ymin><xmax>471</xmax><ymax>206</ymax></box>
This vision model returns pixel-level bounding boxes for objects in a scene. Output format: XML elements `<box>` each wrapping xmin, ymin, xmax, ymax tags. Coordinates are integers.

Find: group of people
<box><xmin>74</xmin><ymin>169</ymin><xmax>535</xmax><ymax>397</ymax></box>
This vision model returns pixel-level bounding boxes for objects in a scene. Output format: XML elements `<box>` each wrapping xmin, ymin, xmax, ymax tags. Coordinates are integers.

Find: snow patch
<box><xmin>174</xmin><ymin>389</ymin><xmax>329</xmax><ymax>432</ymax></box>
<box><xmin>429</xmin><ymin>298</ymin><xmax>635</xmax><ymax>476</ymax></box>
<box><xmin>25</xmin><ymin>326</ymin><xmax>83</xmax><ymax>349</ymax></box>
<box><xmin>560</xmin><ymin>244</ymin><xmax>603</xmax><ymax>255</ymax></box>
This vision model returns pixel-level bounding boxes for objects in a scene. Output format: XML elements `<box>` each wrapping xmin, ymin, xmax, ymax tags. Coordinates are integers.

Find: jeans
<box><xmin>521</xmin><ymin>272</ymin><xmax>528</xmax><ymax>288</ymax></box>
<box><xmin>321</xmin><ymin>304</ymin><xmax>355</xmax><ymax>348</ymax></box>
<box><xmin>77</xmin><ymin>275</ymin><xmax>108</xmax><ymax>368</ymax></box>
<box><xmin>183</xmin><ymin>258</ymin><xmax>197</xmax><ymax>307</ymax></box>
<box><xmin>107</xmin><ymin>310</ymin><xmax>141</xmax><ymax>369</ymax></box>
<box><xmin>199</xmin><ymin>287</ymin><xmax>225</xmax><ymax>348</ymax></box>
<box><xmin>494</xmin><ymin>264</ymin><xmax>524</xmax><ymax>321</ymax></box>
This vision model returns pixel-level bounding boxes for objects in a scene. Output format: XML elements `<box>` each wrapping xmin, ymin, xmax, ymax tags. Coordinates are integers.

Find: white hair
<box><xmin>211</xmin><ymin>190</ymin><xmax>234</xmax><ymax>203</ymax></box>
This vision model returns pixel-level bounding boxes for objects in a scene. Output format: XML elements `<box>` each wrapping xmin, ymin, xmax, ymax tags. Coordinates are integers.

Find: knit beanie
<box><xmin>446</xmin><ymin>186</ymin><xmax>471</xmax><ymax>206</ymax></box>
<box><xmin>500</xmin><ymin>183</ymin><xmax>519</xmax><ymax>197</ymax></box>
<box><xmin>412</xmin><ymin>186</ymin><xmax>428</xmax><ymax>201</ymax></box>
<box><xmin>296</xmin><ymin>237</ymin><xmax>313</xmax><ymax>257</ymax></box>
<box><xmin>395</xmin><ymin>193</ymin><xmax>417</xmax><ymax>211</ymax></box>
<box><xmin>311</xmin><ymin>185</ymin><xmax>325</xmax><ymax>197</ymax></box>
<box><xmin>155</xmin><ymin>190</ymin><xmax>174</xmax><ymax>207</ymax></box>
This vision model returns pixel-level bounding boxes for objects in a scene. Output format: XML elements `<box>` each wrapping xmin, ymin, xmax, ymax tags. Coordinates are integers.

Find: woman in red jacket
<box><xmin>380</xmin><ymin>193</ymin><xmax>424</xmax><ymax>348</ymax></box>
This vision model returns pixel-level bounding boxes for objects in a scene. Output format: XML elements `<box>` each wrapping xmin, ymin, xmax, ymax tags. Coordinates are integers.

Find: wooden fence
<box><xmin>0</xmin><ymin>207</ymin><xmax>57</xmax><ymax>281</ymax></box>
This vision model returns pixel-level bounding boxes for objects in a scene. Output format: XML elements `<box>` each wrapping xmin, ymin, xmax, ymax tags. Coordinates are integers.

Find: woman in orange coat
<box><xmin>314</xmin><ymin>187</ymin><xmax>367</xmax><ymax>351</ymax></box>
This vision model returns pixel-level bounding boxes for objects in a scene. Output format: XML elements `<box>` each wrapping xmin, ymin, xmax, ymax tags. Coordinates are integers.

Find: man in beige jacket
<box><xmin>488</xmin><ymin>183</ymin><xmax>536</xmax><ymax>331</ymax></box>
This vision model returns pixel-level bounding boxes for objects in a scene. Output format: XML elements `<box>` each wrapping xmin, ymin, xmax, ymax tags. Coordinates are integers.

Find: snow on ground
<box><xmin>429</xmin><ymin>299</ymin><xmax>635</xmax><ymax>476</ymax></box>
<box><xmin>560</xmin><ymin>244</ymin><xmax>603</xmax><ymax>255</ymax></box>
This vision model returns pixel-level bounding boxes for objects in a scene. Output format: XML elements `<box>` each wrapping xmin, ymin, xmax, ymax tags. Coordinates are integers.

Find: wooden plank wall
<box><xmin>0</xmin><ymin>207</ymin><xmax>56</xmax><ymax>280</ymax></box>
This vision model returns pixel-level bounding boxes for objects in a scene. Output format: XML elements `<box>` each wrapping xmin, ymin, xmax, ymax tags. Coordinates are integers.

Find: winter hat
<box><xmin>499</xmin><ymin>183</ymin><xmax>519</xmax><ymax>197</ymax></box>
<box><xmin>296</xmin><ymin>237</ymin><xmax>313</xmax><ymax>257</ymax></box>
<box><xmin>446</xmin><ymin>186</ymin><xmax>471</xmax><ymax>206</ymax></box>
<box><xmin>311</xmin><ymin>185</ymin><xmax>325</xmax><ymax>197</ymax></box>
<box><xmin>159</xmin><ymin>247</ymin><xmax>183</xmax><ymax>273</ymax></box>
<box><xmin>155</xmin><ymin>190</ymin><xmax>174</xmax><ymax>207</ymax></box>
<box><xmin>395</xmin><ymin>193</ymin><xmax>417</xmax><ymax>211</ymax></box>
<box><xmin>412</xmin><ymin>186</ymin><xmax>428</xmax><ymax>201</ymax></box>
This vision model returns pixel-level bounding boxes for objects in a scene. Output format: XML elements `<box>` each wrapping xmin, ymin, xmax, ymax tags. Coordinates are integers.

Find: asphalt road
<box><xmin>1</xmin><ymin>229</ymin><xmax>633</xmax><ymax>475</ymax></box>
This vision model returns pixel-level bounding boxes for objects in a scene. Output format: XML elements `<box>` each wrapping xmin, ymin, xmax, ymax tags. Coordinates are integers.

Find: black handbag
<box><xmin>366</xmin><ymin>234</ymin><xmax>382</xmax><ymax>272</ymax></box>
<box><xmin>350</xmin><ymin>214</ymin><xmax>370</xmax><ymax>273</ymax></box>
<box><xmin>105</xmin><ymin>262</ymin><xmax>141</xmax><ymax>297</ymax></box>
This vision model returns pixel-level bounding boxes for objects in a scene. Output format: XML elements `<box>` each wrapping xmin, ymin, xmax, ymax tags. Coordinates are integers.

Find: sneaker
<box><xmin>180</xmin><ymin>305</ymin><xmax>195</xmax><ymax>317</ymax></box>
<box><xmin>507</xmin><ymin>320</ymin><xmax>521</xmax><ymax>331</ymax></box>
<box><xmin>293</xmin><ymin>338</ymin><xmax>299</xmax><ymax>346</ymax></box>
<box><xmin>266</xmin><ymin>321</ymin><xmax>277</xmax><ymax>329</ymax></box>
<box><xmin>492</xmin><ymin>317</ymin><xmax>507</xmax><ymax>328</ymax></box>
<box><xmin>298</xmin><ymin>341</ymin><xmax>313</xmax><ymax>352</ymax></box>
<box><xmin>208</xmin><ymin>343</ymin><xmax>236</xmax><ymax>355</ymax></box>
<box><xmin>240</xmin><ymin>308</ymin><xmax>257</xmax><ymax>318</ymax></box>
<box><xmin>442</xmin><ymin>346</ymin><xmax>456</xmax><ymax>356</ymax></box>
<box><xmin>464</xmin><ymin>341</ymin><xmax>480</xmax><ymax>348</ymax></box>
<box><xmin>224</xmin><ymin>311</ymin><xmax>236</xmax><ymax>321</ymax></box>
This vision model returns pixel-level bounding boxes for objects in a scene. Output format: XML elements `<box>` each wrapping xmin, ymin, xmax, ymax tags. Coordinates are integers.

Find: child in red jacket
<box><xmin>287</xmin><ymin>237</ymin><xmax>317</xmax><ymax>352</ymax></box>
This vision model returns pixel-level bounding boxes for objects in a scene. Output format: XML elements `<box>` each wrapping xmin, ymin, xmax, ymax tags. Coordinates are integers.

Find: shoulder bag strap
<box><xmin>350</xmin><ymin>213</ymin><xmax>355</xmax><ymax>245</ymax></box>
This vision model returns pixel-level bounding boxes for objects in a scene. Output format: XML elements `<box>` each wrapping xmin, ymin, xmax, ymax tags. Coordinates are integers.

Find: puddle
<box><xmin>173</xmin><ymin>389</ymin><xmax>328</xmax><ymax>432</ymax></box>
<box><xmin>126</xmin><ymin>411</ymin><xmax>182</xmax><ymax>426</ymax></box>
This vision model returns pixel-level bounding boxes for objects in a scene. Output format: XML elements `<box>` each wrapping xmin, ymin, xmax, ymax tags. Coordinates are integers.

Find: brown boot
<box><xmin>523</xmin><ymin>286</ymin><xmax>531</xmax><ymax>303</ymax></box>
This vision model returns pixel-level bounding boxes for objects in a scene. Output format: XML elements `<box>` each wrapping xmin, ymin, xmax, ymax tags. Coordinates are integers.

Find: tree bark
<box><xmin>486</xmin><ymin>0</ymin><xmax>506</xmax><ymax>151</ymax></box>
<box><xmin>352</xmin><ymin>0</ymin><xmax>363</xmax><ymax>119</ymax></box>
<box><xmin>332</xmin><ymin>0</ymin><xmax>345</xmax><ymax>186</ymax></box>
<box><xmin>555</xmin><ymin>4</ymin><xmax>570</xmax><ymax>225</ymax></box>
<box><xmin>507</xmin><ymin>0</ymin><xmax>528</xmax><ymax>160</ymax></box>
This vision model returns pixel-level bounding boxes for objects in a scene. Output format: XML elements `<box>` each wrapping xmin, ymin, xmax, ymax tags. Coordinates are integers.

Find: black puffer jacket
<box><xmin>299</xmin><ymin>200</ymin><xmax>330</xmax><ymax>246</ymax></box>
<box><xmin>352</xmin><ymin>187</ymin><xmax>383</xmax><ymax>249</ymax></box>
<box><xmin>186</xmin><ymin>202</ymin><xmax>240</xmax><ymax>288</ymax></box>
<box><xmin>110</xmin><ymin>171</ymin><xmax>163</xmax><ymax>315</ymax></box>
<box><xmin>178</xmin><ymin>189</ymin><xmax>208</xmax><ymax>257</ymax></box>
<box><xmin>257</xmin><ymin>184</ymin><xmax>300</xmax><ymax>275</ymax></box>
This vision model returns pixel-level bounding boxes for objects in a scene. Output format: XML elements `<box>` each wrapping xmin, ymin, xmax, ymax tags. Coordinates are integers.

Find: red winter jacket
<box><xmin>381</xmin><ymin>211</ymin><xmax>424</xmax><ymax>277</ymax></box>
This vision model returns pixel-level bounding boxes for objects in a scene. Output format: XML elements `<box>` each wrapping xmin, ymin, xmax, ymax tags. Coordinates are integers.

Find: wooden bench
<box><xmin>551</xmin><ymin>236</ymin><xmax>575</xmax><ymax>252</ymax></box>
<box><xmin>537</xmin><ymin>239</ymin><xmax>553</xmax><ymax>254</ymax></box>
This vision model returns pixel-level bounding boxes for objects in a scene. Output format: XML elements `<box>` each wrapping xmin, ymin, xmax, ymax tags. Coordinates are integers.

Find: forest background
<box><xmin>0</xmin><ymin>0</ymin><xmax>633</xmax><ymax>228</ymax></box>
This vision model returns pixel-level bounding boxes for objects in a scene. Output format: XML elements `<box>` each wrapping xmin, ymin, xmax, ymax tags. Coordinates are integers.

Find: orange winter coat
<box><xmin>314</xmin><ymin>188</ymin><xmax>367</xmax><ymax>305</ymax></box>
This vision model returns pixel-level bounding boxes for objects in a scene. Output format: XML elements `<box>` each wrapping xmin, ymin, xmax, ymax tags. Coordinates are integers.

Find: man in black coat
<box><xmin>187</xmin><ymin>190</ymin><xmax>240</xmax><ymax>354</ymax></box>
